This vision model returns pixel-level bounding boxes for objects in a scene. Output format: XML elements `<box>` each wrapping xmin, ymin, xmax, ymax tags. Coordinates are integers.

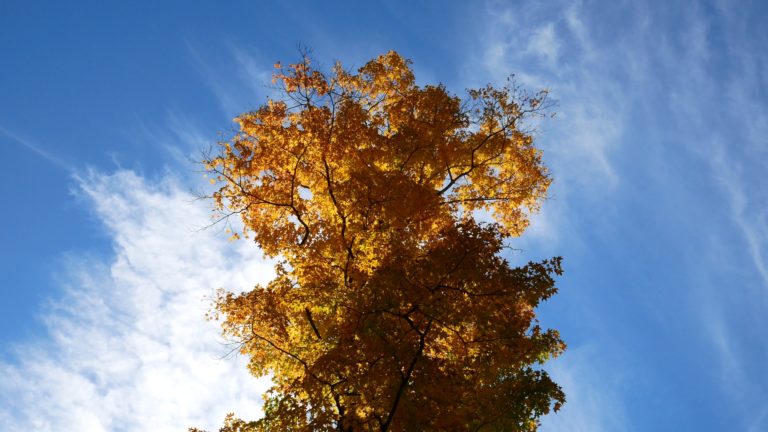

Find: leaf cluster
<box><xmin>200</xmin><ymin>51</ymin><xmax>564</xmax><ymax>431</ymax></box>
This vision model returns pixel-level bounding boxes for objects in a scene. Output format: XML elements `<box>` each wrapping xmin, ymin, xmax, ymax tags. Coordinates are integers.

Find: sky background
<box><xmin>1</xmin><ymin>0</ymin><xmax>767</xmax><ymax>430</ymax></box>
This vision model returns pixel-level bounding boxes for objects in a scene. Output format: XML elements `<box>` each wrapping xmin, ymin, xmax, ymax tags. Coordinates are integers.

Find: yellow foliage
<box><xmin>201</xmin><ymin>51</ymin><xmax>564</xmax><ymax>431</ymax></box>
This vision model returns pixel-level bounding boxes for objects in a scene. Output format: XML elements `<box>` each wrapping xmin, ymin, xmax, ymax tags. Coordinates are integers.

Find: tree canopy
<box><xmin>198</xmin><ymin>50</ymin><xmax>564</xmax><ymax>431</ymax></box>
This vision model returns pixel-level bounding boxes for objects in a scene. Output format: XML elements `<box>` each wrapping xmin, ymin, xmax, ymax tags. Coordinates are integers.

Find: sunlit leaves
<box><xmin>201</xmin><ymin>51</ymin><xmax>563</xmax><ymax>431</ymax></box>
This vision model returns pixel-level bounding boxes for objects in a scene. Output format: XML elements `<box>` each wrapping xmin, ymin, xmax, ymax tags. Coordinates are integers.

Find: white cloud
<box><xmin>528</xmin><ymin>23</ymin><xmax>561</xmax><ymax>67</ymax></box>
<box><xmin>541</xmin><ymin>345</ymin><xmax>628</xmax><ymax>432</ymax></box>
<box><xmin>468</xmin><ymin>1</ymin><xmax>640</xmax><ymax>428</ymax></box>
<box><xmin>655</xmin><ymin>8</ymin><xmax>768</xmax><ymax>423</ymax></box>
<box><xmin>702</xmin><ymin>87</ymin><xmax>768</xmax><ymax>431</ymax></box>
<box><xmin>709</xmin><ymin>143</ymin><xmax>768</xmax><ymax>287</ymax></box>
<box><xmin>562</xmin><ymin>4</ymin><xmax>593</xmax><ymax>61</ymax></box>
<box><xmin>472</xmin><ymin>0</ymin><xmax>627</xmax><ymax>250</ymax></box>
<box><xmin>0</xmin><ymin>170</ymin><xmax>274</xmax><ymax>431</ymax></box>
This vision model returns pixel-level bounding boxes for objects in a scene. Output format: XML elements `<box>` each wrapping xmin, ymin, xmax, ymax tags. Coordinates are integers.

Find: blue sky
<box><xmin>1</xmin><ymin>0</ymin><xmax>767</xmax><ymax>430</ymax></box>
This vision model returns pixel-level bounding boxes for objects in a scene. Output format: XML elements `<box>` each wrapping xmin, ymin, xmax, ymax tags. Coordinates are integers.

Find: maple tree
<box><xmin>197</xmin><ymin>51</ymin><xmax>564</xmax><ymax>431</ymax></box>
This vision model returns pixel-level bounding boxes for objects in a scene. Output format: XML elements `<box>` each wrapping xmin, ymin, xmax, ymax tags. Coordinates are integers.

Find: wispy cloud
<box><xmin>469</xmin><ymin>0</ymin><xmax>629</xmax><ymax>252</ymax></box>
<box><xmin>540</xmin><ymin>346</ymin><xmax>628</xmax><ymax>432</ymax></box>
<box><xmin>473</xmin><ymin>1</ymin><xmax>768</xmax><ymax>429</ymax></box>
<box><xmin>528</xmin><ymin>23</ymin><xmax>561</xmax><ymax>67</ymax></box>
<box><xmin>701</xmin><ymin>43</ymin><xmax>768</xmax><ymax>432</ymax></box>
<box><xmin>0</xmin><ymin>170</ymin><xmax>274</xmax><ymax>431</ymax></box>
<box><xmin>232</xmin><ymin>45</ymin><xmax>275</xmax><ymax>104</ymax></box>
<box><xmin>185</xmin><ymin>40</ymin><xmax>274</xmax><ymax>118</ymax></box>
<box><xmin>650</xmin><ymin>5</ymin><xmax>768</xmax><ymax>426</ymax></box>
<box><xmin>466</xmin><ymin>2</ymin><xmax>636</xmax><ymax>428</ymax></box>
<box><xmin>0</xmin><ymin>126</ymin><xmax>75</xmax><ymax>172</ymax></box>
<box><xmin>709</xmin><ymin>144</ymin><xmax>768</xmax><ymax>286</ymax></box>
<box><xmin>132</xmin><ymin>109</ymin><xmax>219</xmax><ymax>170</ymax></box>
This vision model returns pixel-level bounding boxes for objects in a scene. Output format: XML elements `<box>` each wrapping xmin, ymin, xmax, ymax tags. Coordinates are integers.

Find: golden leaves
<box><xmin>207</xmin><ymin>51</ymin><xmax>551</xmax><ymax>259</ymax></box>
<box><xmin>202</xmin><ymin>51</ymin><xmax>564</xmax><ymax>431</ymax></box>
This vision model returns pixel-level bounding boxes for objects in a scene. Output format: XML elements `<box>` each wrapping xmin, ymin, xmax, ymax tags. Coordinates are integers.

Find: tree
<box><xmin>198</xmin><ymin>51</ymin><xmax>564</xmax><ymax>431</ymax></box>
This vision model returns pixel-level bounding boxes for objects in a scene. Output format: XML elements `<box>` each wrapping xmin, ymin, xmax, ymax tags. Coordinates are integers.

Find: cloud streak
<box><xmin>0</xmin><ymin>125</ymin><xmax>74</xmax><ymax>172</ymax></box>
<box><xmin>185</xmin><ymin>40</ymin><xmax>274</xmax><ymax>118</ymax></box>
